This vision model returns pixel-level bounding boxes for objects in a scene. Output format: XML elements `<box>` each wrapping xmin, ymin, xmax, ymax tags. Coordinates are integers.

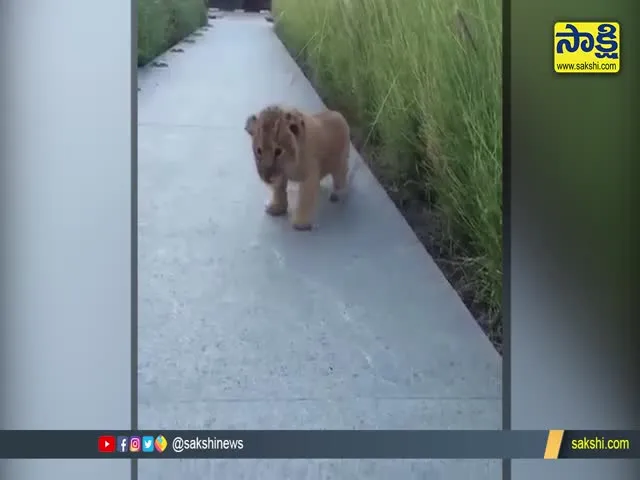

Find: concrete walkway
<box><xmin>138</xmin><ymin>11</ymin><xmax>501</xmax><ymax>479</ymax></box>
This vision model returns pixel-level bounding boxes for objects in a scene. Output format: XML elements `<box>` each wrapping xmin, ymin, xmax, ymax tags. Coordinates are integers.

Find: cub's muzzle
<box><xmin>258</xmin><ymin>166</ymin><xmax>279</xmax><ymax>184</ymax></box>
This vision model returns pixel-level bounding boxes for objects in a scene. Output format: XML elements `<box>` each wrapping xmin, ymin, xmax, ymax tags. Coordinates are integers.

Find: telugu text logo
<box><xmin>554</xmin><ymin>22</ymin><xmax>620</xmax><ymax>74</ymax></box>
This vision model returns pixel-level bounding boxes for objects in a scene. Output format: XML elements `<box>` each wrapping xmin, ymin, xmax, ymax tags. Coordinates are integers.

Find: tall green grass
<box><xmin>138</xmin><ymin>0</ymin><xmax>208</xmax><ymax>66</ymax></box>
<box><xmin>273</xmin><ymin>0</ymin><xmax>502</xmax><ymax>331</ymax></box>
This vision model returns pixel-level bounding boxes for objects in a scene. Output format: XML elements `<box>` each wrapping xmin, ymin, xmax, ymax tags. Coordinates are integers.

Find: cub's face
<box><xmin>244</xmin><ymin>106</ymin><xmax>305</xmax><ymax>184</ymax></box>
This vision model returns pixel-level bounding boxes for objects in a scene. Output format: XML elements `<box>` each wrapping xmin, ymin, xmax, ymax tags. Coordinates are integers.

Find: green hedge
<box><xmin>138</xmin><ymin>0</ymin><xmax>208</xmax><ymax>66</ymax></box>
<box><xmin>273</xmin><ymin>0</ymin><xmax>502</xmax><ymax>331</ymax></box>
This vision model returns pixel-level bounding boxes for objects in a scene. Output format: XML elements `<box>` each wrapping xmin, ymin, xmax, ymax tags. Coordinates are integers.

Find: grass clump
<box><xmin>273</xmin><ymin>0</ymin><xmax>503</xmax><ymax>342</ymax></box>
<box><xmin>138</xmin><ymin>0</ymin><xmax>208</xmax><ymax>66</ymax></box>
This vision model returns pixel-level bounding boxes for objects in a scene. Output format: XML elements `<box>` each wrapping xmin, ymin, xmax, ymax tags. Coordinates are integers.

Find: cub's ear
<box><xmin>244</xmin><ymin>114</ymin><xmax>257</xmax><ymax>135</ymax></box>
<box><xmin>285</xmin><ymin>110</ymin><xmax>305</xmax><ymax>137</ymax></box>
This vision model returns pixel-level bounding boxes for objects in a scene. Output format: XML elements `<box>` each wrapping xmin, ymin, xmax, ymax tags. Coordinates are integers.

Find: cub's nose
<box><xmin>262</xmin><ymin>167</ymin><xmax>277</xmax><ymax>184</ymax></box>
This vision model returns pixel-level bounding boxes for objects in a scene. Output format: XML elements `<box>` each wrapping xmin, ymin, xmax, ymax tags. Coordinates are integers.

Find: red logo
<box><xmin>98</xmin><ymin>435</ymin><xmax>116</xmax><ymax>453</ymax></box>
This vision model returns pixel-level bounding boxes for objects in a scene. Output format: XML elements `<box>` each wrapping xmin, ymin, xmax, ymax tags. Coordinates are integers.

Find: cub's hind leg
<box><xmin>329</xmin><ymin>146</ymin><xmax>350</xmax><ymax>203</ymax></box>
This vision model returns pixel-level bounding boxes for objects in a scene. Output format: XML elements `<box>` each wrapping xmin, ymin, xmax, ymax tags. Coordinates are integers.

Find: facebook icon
<box><xmin>117</xmin><ymin>436</ymin><xmax>128</xmax><ymax>453</ymax></box>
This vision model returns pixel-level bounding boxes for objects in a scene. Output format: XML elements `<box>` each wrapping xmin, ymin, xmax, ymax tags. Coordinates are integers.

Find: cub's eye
<box><xmin>274</xmin><ymin>147</ymin><xmax>282</xmax><ymax>157</ymax></box>
<box><xmin>256</xmin><ymin>147</ymin><xmax>262</xmax><ymax>156</ymax></box>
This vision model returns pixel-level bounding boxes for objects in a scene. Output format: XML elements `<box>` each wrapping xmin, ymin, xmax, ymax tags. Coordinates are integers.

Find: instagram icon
<box><xmin>129</xmin><ymin>436</ymin><xmax>141</xmax><ymax>453</ymax></box>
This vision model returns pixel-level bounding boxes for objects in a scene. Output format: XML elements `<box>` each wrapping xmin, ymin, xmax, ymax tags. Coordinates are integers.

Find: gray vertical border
<box><xmin>510</xmin><ymin>2</ymin><xmax>639</xmax><ymax>479</ymax></box>
<box><xmin>0</xmin><ymin>1</ymin><xmax>133</xmax><ymax>478</ymax></box>
<box><xmin>501</xmin><ymin>0</ymin><xmax>511</xmax><ymax>476</ymax></box>
<box><xmin>131</xmin><ymin>0</ymin><xmax>139</xmax><ymax>479</ymax></box>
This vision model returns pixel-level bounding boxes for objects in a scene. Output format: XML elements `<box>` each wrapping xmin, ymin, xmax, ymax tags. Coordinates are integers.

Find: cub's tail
<box><xmin>346</xmin><ymin>131</ymin><xmax>365</xmax><ymax>187</ymax></box>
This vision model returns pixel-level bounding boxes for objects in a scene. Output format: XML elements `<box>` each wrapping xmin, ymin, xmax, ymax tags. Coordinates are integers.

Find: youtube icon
<box><xmin>98</xmin><ymin>435</ymin><xmax>116</xmax><ymax>453</ymax></box>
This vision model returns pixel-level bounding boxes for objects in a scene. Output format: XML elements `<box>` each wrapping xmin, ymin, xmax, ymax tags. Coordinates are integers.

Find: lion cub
<box><xmin>244</xmin><ymin>105</ymin><xmax>351</xmax><ymax>231</ymax></box>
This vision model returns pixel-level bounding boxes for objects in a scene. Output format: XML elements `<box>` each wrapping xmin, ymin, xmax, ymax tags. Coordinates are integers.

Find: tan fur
<box><xmin>244</xmin><ymin>105</ymin><xmax>351</xmax><ymax>231</ymax></box>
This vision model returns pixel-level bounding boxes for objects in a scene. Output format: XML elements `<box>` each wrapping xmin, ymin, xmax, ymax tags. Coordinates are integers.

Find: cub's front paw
<box><xmin>330</xmin><ymin>188</ymin><xmax>348</xmax><ymax>203</ymax></box>
<box><xmin>265</xmin><ymin>203</ymin><xmax>288</xmax><ymax>216</ymax></box>
<box><xmin>292</xmin><ymin>220</ymin><xmax>313</xmax><ymax>231</ymax></box>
